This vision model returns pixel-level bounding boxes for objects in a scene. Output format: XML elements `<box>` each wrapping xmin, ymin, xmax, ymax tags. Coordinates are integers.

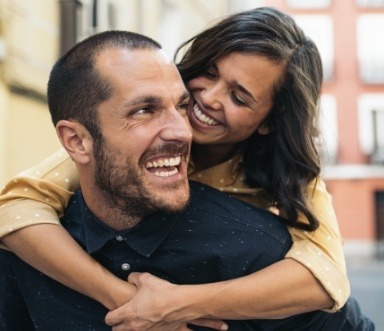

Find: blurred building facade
<box><xmin>264</xmin><ymin>0</ymin><xmax>384</xmax><ymax>258</ymax></box>
<box><xmin>0</xmin><ymin>0</ymin><xmax>383</xmax><ymax>256</ymax></box>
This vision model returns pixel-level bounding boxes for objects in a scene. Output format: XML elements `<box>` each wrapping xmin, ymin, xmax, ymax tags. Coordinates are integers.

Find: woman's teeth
<box><xmin>193</xmin><ymin>104</ymin><xmax>219</xmax><ymax>126</ymax></box>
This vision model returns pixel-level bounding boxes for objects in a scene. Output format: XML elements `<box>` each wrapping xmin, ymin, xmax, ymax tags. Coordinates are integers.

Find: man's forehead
<box><xmin>96</xmin><ymin>47</ymin><xmax>174</xmax><ymax>71</ymax></box>
<box><xmin>96</xmin><ymin>47</ymin><xmax>182</xmax><ymax>86</ymax></box>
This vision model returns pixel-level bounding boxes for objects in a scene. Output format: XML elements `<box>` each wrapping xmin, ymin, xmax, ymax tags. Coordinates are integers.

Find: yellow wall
<box><xmin>0</xmin><ymin>83</ymin><xmax>9</xmax><ymax>184</ymax></box>
<box><xmin>0</xmin><ymin>0</ymin><xmax>60</xmax><ymax>186</ymax></box>
<box><xmin>0</xmin><ymin>88</ymin><xmax>61</xmax><ymax>186</ymax></box>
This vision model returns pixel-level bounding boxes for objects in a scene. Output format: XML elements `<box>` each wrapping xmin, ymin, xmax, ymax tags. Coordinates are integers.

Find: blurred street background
<box><xmin>0</xmin><ymin>0</ymin><xmax>383</xmax><ymax>328</ymax></box>
<box><xmin>347</xmin><ymin>253</ymin><xmax>384</xmax><ymax>330</ymax></box>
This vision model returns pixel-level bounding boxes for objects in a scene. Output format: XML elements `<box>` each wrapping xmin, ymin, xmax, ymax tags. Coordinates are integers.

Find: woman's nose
<box><xmin>200</xmin><ymin>82</ymin><xmax>223</xmax><ymax>111</ymax></box>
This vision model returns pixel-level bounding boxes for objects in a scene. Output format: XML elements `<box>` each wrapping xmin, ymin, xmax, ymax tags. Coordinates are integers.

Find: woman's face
<box><xmin>187</xmin><ymin>52</ymin><xmax>284</xmax><ymax>147</ymax></box>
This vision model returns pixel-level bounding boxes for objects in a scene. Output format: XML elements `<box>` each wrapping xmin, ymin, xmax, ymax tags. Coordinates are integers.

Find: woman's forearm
<box><xmin>2</xmin><ymin>224</ymin><xmax>135</xmax><ymax>310</ymax></box>
<box><xmin>113</xmin><ymin>258</ymin><xmax>333</xmax><ymax>326</ymax></box>
<box><xmin>181</xmin><ymin>258</ymin><xmax>333</xmax><ymax>319</ymax></box>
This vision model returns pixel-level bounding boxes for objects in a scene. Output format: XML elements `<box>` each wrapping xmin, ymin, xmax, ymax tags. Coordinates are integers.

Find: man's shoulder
<box><xmin>188</xmin><ymin>180</ymin><xmax>272</xmax><ymax>218</ymax></box>
<box><xmin>187</xmin><ymin>180</ymin><xmax>290</xmax><ymax>242</ymax></box>
<box><xmin>59</xmin><ymin>190</ymin><xmax>86</xmax><ymax>244</ymax></box>
<box><xmin>61</xmin><ymin>190</ymin><xmax>82</xmax><ymax>222</ymax></box>
<box><xmin>188</xmin><ymin>180</ymin><xmax>274</xmax><ymax>219</ymax></box>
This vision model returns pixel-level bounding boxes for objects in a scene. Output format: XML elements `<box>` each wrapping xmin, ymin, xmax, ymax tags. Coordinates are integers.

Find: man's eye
<box><xmin>134</xmin><ymin>108</ymin><xmax>151</xmax><ymax>115</ymax></box>
<box><xmin>177</xmin><ymin>103</ymin><xmax>189</xmax><ymax>115</ymax></box>
<box><xmin>178</xmin><ymin>103</ymin><xmax>188</xmax><ymax>110</ymax></box>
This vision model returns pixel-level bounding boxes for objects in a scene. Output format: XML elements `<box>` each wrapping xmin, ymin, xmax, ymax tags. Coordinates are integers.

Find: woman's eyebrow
<box><xmin>232</xmin><ymin>80</ymin><xmax>258</xmax><ymax>104</ymax></box>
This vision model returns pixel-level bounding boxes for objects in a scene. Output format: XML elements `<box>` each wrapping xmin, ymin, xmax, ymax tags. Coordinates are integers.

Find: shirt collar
<box><xmin>76</xmin><ymin>191</ymin><xmax>177</xmax><ymax>257</ymax></box>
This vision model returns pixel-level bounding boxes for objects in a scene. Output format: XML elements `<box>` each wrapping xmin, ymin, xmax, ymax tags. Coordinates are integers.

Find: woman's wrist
<box><xmin>93</xmin><ymin>272</ymin><xmax>136</xmax><ymax>310</ymax></box>
<box><xmin>162</xmin><ymin>284</ymin><xmax>211</xmax><ymax>322</ymax></box>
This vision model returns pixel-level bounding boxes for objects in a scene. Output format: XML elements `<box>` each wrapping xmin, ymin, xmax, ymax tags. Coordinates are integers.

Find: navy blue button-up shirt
<box><xmin>0</xmin><ymin>181</ymin><xmax>374</xmax><ymax>330</ymax></box>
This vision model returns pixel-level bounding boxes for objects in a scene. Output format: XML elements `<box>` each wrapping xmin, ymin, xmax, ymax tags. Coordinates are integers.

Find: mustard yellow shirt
<box><xmin>0</xmin><ymin>148</ymin><xmax>349</xmax><ymax>311</ymax></box>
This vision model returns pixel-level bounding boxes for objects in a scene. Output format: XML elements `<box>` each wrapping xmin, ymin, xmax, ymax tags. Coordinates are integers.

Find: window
<box><xmin>317</xmin><ymin>94</ymin><xmax>338</xmax><ymax>164</ymax></box>
<box><xmin>375</xmin><ymin>191</ymin><xmax>384</xmax><ymax>259</ymax></box>
<box><xmin>356</xmin><ymin>0</ymin><xmax>384</xmax><ymax>7</ymax></box>
<box><xmin>76</xmin><ymin>0</ymin><xmax>115</xmax><ymax>40</ymax></box>
<box><xmin>358</xmin><ymin>94</ymin><xmax>384</xmax><ymax>163</ymax></box>
<box><xmin>286</xmin><ymin>0</ymin><xmax>332</xmax><ymax>9</ymax></box>
<box><xmin>294</xmin><ymin>15</ymin><xmax>334</xmax><ymax>82</ymax></box>
<box><xmin>357</xmin><ymin>14</ymin><xmax>384</xmax><ymax>84</ymax></box>
<box><xmin>229</xmin><ymin>0</ymin><xmax>265</xmax><ymax>12</ymax></box>
<box><xmin>161</xmin><ymin>0</ymin><xmax>231</xmax><ymax>58</ymax></box>
<box><xmin>60</xmin><ymin>0</ymin><xmax>137</xmax><ymax>54</ymax></box>
<box><xmin>3</xmin><ymin>0</ymin><xmax>58</xmax><ymax>97</ymax></box>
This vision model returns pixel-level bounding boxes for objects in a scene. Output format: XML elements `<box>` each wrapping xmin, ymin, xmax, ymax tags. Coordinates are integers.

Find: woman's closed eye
<box><xmin>230</xmin><ymin>92</ymin><xmax>247</xmax><ymax>107</ymax></box>
<box><xmin>204</xmin><ymin>68</ymin><xmax>218</xmax><ymax>80</ymax></box>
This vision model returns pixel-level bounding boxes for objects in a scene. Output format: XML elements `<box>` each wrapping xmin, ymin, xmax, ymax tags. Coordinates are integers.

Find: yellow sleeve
<box><xmin>285</xmin><ymin>178</ymin><xmax>350</xmax><ymax>312</ymax></box>
<box><xmin>0</xmin><ymin>148</ymin><xmax>79</xmax><ymax>239</ymax></box>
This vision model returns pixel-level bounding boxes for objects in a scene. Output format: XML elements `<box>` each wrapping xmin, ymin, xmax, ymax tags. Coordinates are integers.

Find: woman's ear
<box><xmin>55</xmin><ymin>120</ymin><xmax>93</xmax><ymax>165</ymax></box>
<box><xmin>257</xmin><ymin>123</ymin><xmax>270</xmax><ymax>135</ymax></box>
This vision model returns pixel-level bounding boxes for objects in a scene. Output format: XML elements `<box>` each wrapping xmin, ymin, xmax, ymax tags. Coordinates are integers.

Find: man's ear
<box><xmin>56</xmin><ymin>120</ymin><xmax>93</xmax><ymax>165</ymax></box>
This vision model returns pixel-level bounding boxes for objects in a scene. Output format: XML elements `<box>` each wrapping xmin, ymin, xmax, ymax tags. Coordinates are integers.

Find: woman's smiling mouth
<box><xmin>192</xmin><ymin>104</ymin><xmax>219</xmax><ymax>126</ymax></box>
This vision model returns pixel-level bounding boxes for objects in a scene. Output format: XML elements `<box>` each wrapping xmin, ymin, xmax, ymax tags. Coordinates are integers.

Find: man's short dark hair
<box><xmin>47</xmin><ymin>30</ymin><xmax>161</xmax><ymax>138</ymax></box>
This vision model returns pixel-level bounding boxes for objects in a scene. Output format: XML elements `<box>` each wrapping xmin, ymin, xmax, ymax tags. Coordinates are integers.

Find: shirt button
<box><xmin>116</xmin><ymin>235</ymin><xmax>124</xmax><ymax>241</ymax></box>
<box><xmin>121</xmin><ymin>263</ymin><xmax>131</xmax><ymax>271</ymax></box>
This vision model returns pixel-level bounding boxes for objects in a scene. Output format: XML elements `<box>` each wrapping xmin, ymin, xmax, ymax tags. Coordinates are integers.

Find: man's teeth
<box><xmin>154</xmin><ymin>168</ymin><xmax>178</xmax><ymax>177</ymax></box>
<box><xmin>146</xmin><ymin>156</ymin><xmax>181</xmax><ymax>168</ymax></box>
<box><xmin>193</xmin><ymin>104</ymin><xmax>219</xmax><ymax>126</ymax></box>
<box><xmin>145</xmin><ymin>156</ymin><xmax>181</xmax><ymax>177</ymax></box>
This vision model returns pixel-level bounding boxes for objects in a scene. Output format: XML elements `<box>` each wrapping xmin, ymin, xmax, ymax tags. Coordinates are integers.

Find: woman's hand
<box><xmin>107</xmin><ymin>319</ymin><xmax>225</xmax><ymax>331</ymax></box>
<box><xmin>105</xmin><ymin>272</ymin><xmax>227</xmax><ymax>331</ymax></box>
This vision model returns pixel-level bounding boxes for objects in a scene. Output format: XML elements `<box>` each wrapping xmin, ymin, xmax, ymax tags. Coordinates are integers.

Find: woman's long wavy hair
<box><xmin>175</xmin><ymin>7</ymin><xmax>323</xmax><ymax>231</ymax></box>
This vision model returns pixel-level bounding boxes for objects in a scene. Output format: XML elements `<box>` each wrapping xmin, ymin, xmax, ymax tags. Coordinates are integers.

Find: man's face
<box><xmin>93</xmin><ymin>47</ymin><xmax>192</xmax><ymax>218</ymax></box>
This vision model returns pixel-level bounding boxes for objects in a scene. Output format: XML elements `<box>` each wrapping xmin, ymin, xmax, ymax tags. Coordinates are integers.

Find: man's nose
<box><xmin>160</xmin><ymin>110</ymin><xmax>193</xmax><ymax>143</ymax></box>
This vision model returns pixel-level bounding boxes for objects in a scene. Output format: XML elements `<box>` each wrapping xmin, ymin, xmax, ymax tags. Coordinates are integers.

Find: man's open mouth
<box><xmin>145</xmin><ymin>156</ymin><xmax>181</xmax><ymax>177</ymax></box>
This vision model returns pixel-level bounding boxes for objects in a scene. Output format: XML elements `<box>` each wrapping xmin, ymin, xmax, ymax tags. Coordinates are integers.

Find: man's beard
<box><xmin>93</xmin><ymin>138</ymin><xmax>189</xmax><ymax>220</ymax></box>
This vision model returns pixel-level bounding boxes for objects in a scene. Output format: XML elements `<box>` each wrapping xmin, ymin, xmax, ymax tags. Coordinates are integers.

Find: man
<box><xmin>0</xmin><ymin>31</ymin><xmax>373</xmax><ymax>331</ymax></box>
<box><xmin>0</xmin><ymin>30</ymin><xmax>288</xmax><ymax>330</ymax></box>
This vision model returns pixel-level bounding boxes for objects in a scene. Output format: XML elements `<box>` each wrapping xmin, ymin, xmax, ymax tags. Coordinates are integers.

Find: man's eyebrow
<box><xmin>124</xmin><ymin>91</ymin><xmax>189</xmax><ymax>108</ymax></box>
<box><xmin>179</xmin><ymin>90</ymin><xmax>190</xmax><ymax>102</ymax></box>
<box><xmin>125</xmin><ymin>96</ymin><xmax>162</xmax><ymax>107</ymax></box>
<box><xmin>231</xmin><ymin>80</ymin><xmax>258</xmax><ymax>104</ymax></box>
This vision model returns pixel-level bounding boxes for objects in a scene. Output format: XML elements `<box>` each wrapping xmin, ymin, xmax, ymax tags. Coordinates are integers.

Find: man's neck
<box><xmin>81</xmin><ymin>185</ymin><xmax>144</xmax><ymax>231</ymax></box>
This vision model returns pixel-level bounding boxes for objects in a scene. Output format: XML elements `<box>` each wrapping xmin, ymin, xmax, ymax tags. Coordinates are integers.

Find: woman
<box><xmin>0</xmin><ymin>7</ymin><xmax>349</xmax><ymax>330</ymax></box>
